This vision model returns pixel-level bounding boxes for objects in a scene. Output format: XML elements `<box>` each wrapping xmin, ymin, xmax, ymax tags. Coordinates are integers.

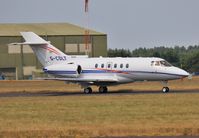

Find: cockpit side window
<box><xmin>151</xmin><ymin>60</ymin><xmax>172</xmax><ymax>67</ymax></box>
<box><xmin>155</xmin><ymin>61</ymin><xmax>160</xmax><ymax>66</ymax></box>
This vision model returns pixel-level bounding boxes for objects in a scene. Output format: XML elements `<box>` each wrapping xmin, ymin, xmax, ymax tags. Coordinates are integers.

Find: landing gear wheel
<box><xmin>99</xmin><ymin>86</ymin><xmax>108</xmax><ymax>93</ymax></box>
<box><xmin>162</xmin><ymin>87</ymin><xmax>169</xmax><ymax>93</ymax></box>
<box><xmin>84</xmin><ymin>87</ymin><xmax>92</xmax><ymax>94</ymax></box>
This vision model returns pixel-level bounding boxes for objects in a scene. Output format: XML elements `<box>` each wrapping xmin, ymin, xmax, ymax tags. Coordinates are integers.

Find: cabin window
<box><xmin>114</xmin><ymin>64</ymin><xmax>117</xmax><ymax>68</ymax></box>
<box><xmin>120</xmin><ymin>64</ymin><xmax>123</xmax><ymax>68</ymax></box>
<box><xmin>126</xmin><ymin>64</ymin><xmax>129</xmax><ymax>68</ymax></box>
<box><xmin>108</xmin><ymin>64</ymin><xmax>111</xmax><ymax>68</ymax></box>
<box><xmin>101</xmin><ymin>64</ymin><xmax>104</xmax><ymax>68</ymax></box>
<box><xmin>95</xmin><ymin>64</ymin><xmax>98</xmax><ymax>68</ymax></box>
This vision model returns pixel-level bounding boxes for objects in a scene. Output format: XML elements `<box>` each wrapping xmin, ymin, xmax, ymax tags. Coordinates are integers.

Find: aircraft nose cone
<box><xmin>179</xmin><ymin>69</ymin><xmax>189</xmax><ymax>77</ymax></box>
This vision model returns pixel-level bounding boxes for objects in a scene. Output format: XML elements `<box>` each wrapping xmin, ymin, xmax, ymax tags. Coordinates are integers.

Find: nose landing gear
<box><xmin>161</xmin><ymin>81</ymin><xmax>170</xmax><ymax>93</ymax></box>
<box><xmin>162</xmin><ymin>87</ymin><xmax>169</xmax><ymax>93</ymax></box>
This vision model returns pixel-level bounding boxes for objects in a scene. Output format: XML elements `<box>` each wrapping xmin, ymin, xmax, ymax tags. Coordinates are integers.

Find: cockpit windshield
<box><xmin>160</xmin><ymin>60</ymin><xmax>172</xmax><ymax>67</ymax></box>
<box><xmin>151</xmin><ymin>60</ymin><xmax>172</xmax><ymax>67</ymax></box>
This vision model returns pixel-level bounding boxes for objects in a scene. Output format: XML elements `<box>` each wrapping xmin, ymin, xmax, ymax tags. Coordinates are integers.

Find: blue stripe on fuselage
<box><xmin>44</xmin><ymin>69</ymin><xmax>186</xmax><ymax>77</ymax></box>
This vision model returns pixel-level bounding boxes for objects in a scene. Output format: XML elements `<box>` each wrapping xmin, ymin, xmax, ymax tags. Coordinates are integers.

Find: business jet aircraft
<box><xmin>12</xmin><ymin>32</ymin><xmax>189</xmax><ymax>94</ymax></box>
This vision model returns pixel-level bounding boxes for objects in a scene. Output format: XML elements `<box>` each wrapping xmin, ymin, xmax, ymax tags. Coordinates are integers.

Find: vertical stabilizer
<box><xmin>20</xmin><ymin>32</ymin><xmax>70</xmax><ymax>67</ymax></box>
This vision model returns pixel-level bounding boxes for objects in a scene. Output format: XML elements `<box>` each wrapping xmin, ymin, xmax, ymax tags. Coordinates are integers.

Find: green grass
<box><xmin>0</xmin><ymin>93</ymin><xmax>199</xmax><ymax>137</ymax></box>
<box><xmin>0</xmin><ymin>77</ymin><xmax>198</xmax><ymax>137</ymax></box>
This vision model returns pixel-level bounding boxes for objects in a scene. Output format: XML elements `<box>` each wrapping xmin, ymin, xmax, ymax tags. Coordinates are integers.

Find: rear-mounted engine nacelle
<box><xmin>43</xmin><ymin>64</ymin><xmax>82</xmax><ymax>78</ymax></box>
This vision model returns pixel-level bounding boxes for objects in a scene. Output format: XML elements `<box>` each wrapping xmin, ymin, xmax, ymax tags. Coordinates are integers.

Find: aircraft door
<box><xmin>151</xmin><ymin>61</ymin><xmax>159</xmax><ymax>72</ymax></box>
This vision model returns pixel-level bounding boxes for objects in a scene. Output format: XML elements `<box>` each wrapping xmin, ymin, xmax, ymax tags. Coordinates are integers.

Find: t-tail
<box><xmin>17</xmin><ymin>32</ymin><xmax>70</xmax><ymax>67</ymax></box>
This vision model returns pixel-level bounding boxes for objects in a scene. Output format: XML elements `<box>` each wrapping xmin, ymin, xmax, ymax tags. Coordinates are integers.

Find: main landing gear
<box><xmin>161</xmin><ymin>81</ymin><xmax>170</xmax><ymax>93</ymax></box>
<box><xmin>99</xmin><ymin>86</ymin><xmax>108</xmax><ymax>93</ymax></box>
<box><xmin>84</xmin><ymin>87</ymin><xmax>92</xmax><ymax>94</ymax></box>
<box><xmin>83</xmin><ymin>86</ymin><xmax>108</xmax><ymax>94</ymax></box>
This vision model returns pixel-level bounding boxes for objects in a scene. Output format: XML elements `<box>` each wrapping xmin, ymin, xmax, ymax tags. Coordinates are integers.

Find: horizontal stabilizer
<box><xmin>20</xmin><ymin>32</ymin><xmax>47</xmax><ymax>43</ymax></box>
<box><xmin>9</xmin><ymin>42</ymin><xmax>48</xmax><ymax>46</ymax></box>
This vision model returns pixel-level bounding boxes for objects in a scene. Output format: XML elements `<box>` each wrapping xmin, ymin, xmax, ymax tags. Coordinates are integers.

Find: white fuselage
<box><xmin>44</xmin><ymin>57</ymin><xmax>189</xmax><ymax>86</ymax></box>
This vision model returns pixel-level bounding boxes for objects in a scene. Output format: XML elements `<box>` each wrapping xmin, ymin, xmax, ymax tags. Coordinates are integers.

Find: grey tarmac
<box><xmin>0</xmin><ymin>89</ymin><xmax>198</xmax><ymax>98</ymax></box>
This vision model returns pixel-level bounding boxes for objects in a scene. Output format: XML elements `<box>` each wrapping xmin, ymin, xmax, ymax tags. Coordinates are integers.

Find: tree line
<box><xmin>108</xmin><ymin>45</ymin><xmax>199</xmax><ymax>72</ymax></box>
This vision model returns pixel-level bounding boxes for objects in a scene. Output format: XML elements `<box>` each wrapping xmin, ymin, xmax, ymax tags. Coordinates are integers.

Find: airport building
<box><xmin>0</xmin><ymin>23</ymin><xmax>107</xmax><ymax>80</ymax></box>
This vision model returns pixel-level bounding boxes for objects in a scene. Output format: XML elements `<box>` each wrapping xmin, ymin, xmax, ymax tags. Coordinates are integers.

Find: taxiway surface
<box><xmin>0</xmin><ymin>89</ymin><xmax>198</xmax><ymax>97</ymax></box>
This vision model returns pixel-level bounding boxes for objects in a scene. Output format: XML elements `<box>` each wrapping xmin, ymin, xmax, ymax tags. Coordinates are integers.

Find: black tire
<box><xmin>104</xmin><ymin>87</ymin><xmax>108</xmax><ymax>93</ymax></box>
<box><xmin>162</xmin><ymin>87</ymin><xmax>169</xmax><ymax>93</ymax></box>
<box><xmin>99</xmin><ymin>87</ymin><xmax>104</xmax><ymax>93</ymax></box>
<box><xmin>166</xmin><ymin>87</ymin><xmax>169</xmax><ymax>92</ymax></box>
<box><xmin>84</xmin><ymin>87</ymin><xmax>92</xmax><ymax>94</ymax></box>
<box><xmin>99</xmin><ymin>86</ymin><xmax>108</xmax><ymax>93</ymax></box>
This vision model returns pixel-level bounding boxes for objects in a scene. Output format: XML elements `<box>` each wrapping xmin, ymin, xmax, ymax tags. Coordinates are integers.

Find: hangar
<box><xmin>0</xmin><ymin>23</ymin><xmax>107</xmax><ymax>80</ymax></box>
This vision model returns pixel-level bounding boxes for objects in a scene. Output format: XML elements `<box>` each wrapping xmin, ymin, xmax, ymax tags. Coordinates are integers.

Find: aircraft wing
<box><xmin>36</xmin><ymin>76</ymin><xmax>118</xmax><ymax>84</ymax></box>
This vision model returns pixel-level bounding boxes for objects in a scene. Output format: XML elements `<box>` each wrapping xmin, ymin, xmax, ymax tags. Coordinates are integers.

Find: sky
<box><xmin>0</xmin><ymin>0</ymin><xmax>199</xmax><ymax>49</ymax></box>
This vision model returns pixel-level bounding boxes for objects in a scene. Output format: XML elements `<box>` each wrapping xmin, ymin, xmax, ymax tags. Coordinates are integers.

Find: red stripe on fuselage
<box><xmin>40</xmin><ymin>45</ymin><xmax>60</xmax><ymax>55</ymax></box>
<box><xmin>96</xmin><ymin>68</ymin><xmax>129</xmax><ymax>74</ymax></box>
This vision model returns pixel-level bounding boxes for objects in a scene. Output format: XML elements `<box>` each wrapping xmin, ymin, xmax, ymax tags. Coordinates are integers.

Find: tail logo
<box><xmin>40</xmin><ymin>45</ymin><xmax>61</xmax><ymax>55</ymax></box>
